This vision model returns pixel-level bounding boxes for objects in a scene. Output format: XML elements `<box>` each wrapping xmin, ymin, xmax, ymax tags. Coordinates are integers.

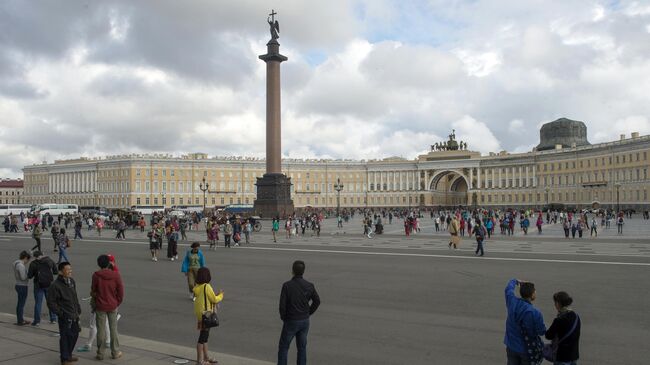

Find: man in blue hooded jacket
<box><xmin>504</xmin><ymin>279</ymin><xmax>546</xmax><ymax>365</ymax></box>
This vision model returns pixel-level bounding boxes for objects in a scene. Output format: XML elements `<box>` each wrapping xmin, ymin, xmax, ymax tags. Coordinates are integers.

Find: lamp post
<box><xmin>199</xmin><ymin>177</ymin><xmax>210</xmax><ymax>213</ymax></box>
<box><xmin>615</xmin><ymin>183</ymin><xmax>621</xmax><ymax>213</ymax></box>
<box><xmin>545</xmin><ymin>187</ymin><xmax>549</xmax><ymax>210</ymax></box>
<box><xmin>334</xmin><ymin>178</ymin><xmax>344</xmax><ymax>217</ymax></box>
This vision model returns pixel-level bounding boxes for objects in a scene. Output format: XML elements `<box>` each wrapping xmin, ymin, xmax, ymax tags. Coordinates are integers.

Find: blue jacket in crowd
<box><xmin>504</xmin><ymin>279</ymin><xmax>546</xmax><ymax>354</ymax></box>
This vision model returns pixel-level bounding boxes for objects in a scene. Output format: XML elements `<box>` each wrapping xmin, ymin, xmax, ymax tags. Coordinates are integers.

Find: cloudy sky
<box><xmin>1</xmin><ymin>0</ymin><xmax>650</xmax><ymax>178</ymax></box>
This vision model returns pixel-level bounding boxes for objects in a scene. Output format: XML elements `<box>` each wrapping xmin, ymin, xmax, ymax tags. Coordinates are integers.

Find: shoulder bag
<box><xmin>201</xmin><ymin>284</ymin><xmax>219</xmax><ymax>328</ymax></box>
<box><xmin>543</xmin><ymin>313</ymin><xmax>580</xmax><ymax>362</ymax></box>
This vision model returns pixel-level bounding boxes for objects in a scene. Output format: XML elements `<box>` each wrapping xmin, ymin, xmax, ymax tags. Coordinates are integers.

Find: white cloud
<box><xmin>452</xmin><ymin>115</ymin><xmax>502</xmax><ymax>154</ymax></box>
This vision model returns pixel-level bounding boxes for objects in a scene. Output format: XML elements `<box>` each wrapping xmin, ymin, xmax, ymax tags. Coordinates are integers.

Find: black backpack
<box><xmin>36</xmin><ymin>260</ymin><xmax>54</xmax><ymax>288</ymax></box>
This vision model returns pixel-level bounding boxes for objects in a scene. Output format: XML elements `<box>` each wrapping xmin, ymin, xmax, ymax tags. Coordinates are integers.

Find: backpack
<box><xmin>36</xmin><ymin>260</ymin><xmax>54</xmax><ymax>288</ymax></box>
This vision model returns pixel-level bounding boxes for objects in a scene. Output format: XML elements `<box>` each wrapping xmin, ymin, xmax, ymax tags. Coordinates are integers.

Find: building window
<box><xmin>145</xmin><ymin>198</ymin><xmax>150</xmax><ymax>204</ymax></box>
<box><xmin>136</xmin><ymin>169</ymin><xmax>141</xmax><ymax>176</ymax></box>
<box><xmin>154</xmin><ymin>198</ymin><xmax>158</xmax><ymax>204</ymax></box>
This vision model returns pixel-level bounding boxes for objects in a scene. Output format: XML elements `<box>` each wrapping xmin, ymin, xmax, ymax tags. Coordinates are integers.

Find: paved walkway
<box><xmin>0</xmin><ymin>313</ymin><xmax>272</xmax><ymax>365</ymax></box>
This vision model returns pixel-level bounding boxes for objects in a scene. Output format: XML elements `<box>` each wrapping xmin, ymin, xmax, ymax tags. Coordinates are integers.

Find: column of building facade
<box><xmin>476</xmin><ymin>168</ymin><xmax>481</xmax><ymax>189</ymax></box>
<box><xmin>372</xmin><ymin>171</ymin><xmax>377</xmax><ymax>192</ymax></box>
<box><xmin>505</xmin><ymin>168</ymin><xmax>509</xmax><ymax>188</ymax></box>
<box><xmin>525</xmin><ymin>166</ymin><xmax>529</xmax><ymax>187</ymax></box>
<box><xmin>469</xmin><ymin>168</ymin><xmax>474</xmax><ymax>189</ymax></box>
<box><xmin>498</xmin><ymin>168</ymin><xmax>502</xmax><ymax>188</ymax></box>
<box><xmin>424</xmin><ymin>170</ymin><xmax>429</xmax><ymax>191</ymax></box>
<box><xmin>392</xmin><ymin>171</ymin><xmax>397</xmax><ymax>191</ymax></box>
<box><xmin>492</xmin><ymin>169</ymin><xmax>495</xmax><ymax>189</ymax></box>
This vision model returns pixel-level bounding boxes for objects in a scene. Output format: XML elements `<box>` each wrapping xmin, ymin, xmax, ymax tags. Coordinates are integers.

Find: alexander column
<box><xmin>254</xmin><ymin>10</ymin><xmax>294</xmax><ymax>218</ymax></box>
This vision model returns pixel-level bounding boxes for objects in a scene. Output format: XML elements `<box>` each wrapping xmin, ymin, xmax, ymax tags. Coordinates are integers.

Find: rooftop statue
<box><xmin>267</xmin><ymin>9</ymin><xmax>280</xmax><ymax>40</ymax></box>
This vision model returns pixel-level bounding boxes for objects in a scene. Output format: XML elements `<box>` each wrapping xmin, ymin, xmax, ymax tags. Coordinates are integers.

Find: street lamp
<box><xmin>334</xmin><ymin>178</ymin><xmax>344</xmax><ymax>217</ymax></box>
<box><xmin>545</xmin><ymin>187</ymin><xmax>549</xmax><ymax>210</ymax></box>
<box><xmin>615</xmin><ymin>182</ymin><xmax>621</xmax><ymax>213</ymax></box>
<box><xmin>199</xmin><ymin>177</ymin><xmax>210</xmax><ymax>212</ymax></box>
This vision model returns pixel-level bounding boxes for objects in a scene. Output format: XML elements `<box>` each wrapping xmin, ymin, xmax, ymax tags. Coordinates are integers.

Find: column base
<box><xmin>254</xmin><ymin>173</ymin><xmax>294</xmax><ymax>219</ymax></box>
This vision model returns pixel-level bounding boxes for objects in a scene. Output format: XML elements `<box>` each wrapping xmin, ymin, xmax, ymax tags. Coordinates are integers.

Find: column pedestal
<box><xmin>254</xmin><ymin>173</ymin><xmax>293</xmax><ymax>218</ymax></box>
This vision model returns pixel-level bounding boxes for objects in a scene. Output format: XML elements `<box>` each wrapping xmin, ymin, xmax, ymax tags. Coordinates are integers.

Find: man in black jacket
<box><xmin>278</xmin><ymin>260</ymin><xmax>320</xmax><ymax>365</ymax></box>
<box><xmin>47</xmin><ymin>262</ymin><xmax>81</xmax><ymax>365</ymax></box>
<box><xmin>27</xmin><ymin>251</ymin><xmax>58</xmax><ymax>326</ymax></box>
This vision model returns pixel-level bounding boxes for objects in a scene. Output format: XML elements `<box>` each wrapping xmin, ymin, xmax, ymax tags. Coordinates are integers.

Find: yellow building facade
<box><xmin>22</xmin><ymin>132</ymin><xmax>650</xmax><ymax>211</ymax></box>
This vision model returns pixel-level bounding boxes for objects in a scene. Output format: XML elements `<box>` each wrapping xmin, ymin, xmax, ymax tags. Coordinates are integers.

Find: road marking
<box><xmin>1</xmin><ymin>235</ymin><xmax>649</xmax><ymax>263</ymax></box>
<box><xmin>238</xmin><ymin>246</ymin><xmax>650</xmax><ymax>267</ymax></box>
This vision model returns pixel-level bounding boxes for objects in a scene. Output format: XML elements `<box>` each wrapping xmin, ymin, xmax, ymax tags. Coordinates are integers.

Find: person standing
<box><xmin>57</xmin><ymin>228</ymin><xmax>71</xmax><ymax>264</ymax></box>
<box><xmin>52</xmin><ymin>222</ymin><xmax>61</xmax><ymax>252</ymax></box>
<box><xmin>91</xmin><ymin>254</ymin><xmax>124</xmax><ymax>360</ymax></box>
<box><xmin>73</xmin><ymin>218</ymin><xmax>83</xmax><ymax>240</ymax></box>
<box><xmin>27</xmin><ymin>251</ymin><xmax>58</xmax><ymax>326</ymax></box>
<box><xmin>31</xmin><ymin>223</ymin><xmax>43</xmax><ymax>252</ymax></box>
<box><xmin>13</xmin><ymin>250</ymin><xmax>32</xmax><ymax>326</ymax></box>
<box><xmin>272</xmin><ymin>217</ymin><xmax>280</xmax><ymax>243</ymax></box>
<box><xmin>504</xmin><ymin>279</ymin><xmax>546</xmax><ymax>365</ymax></box>
<box><xmin>590</xmin><ymin>217</ymin><xmax>597</xmax><ymax>237</ymax></box>
<box><xmin>47</xmin><ymin>262</ymin><xmax>82</xmax><ymax>365</ymax></box>
<box><xmin>616</xmin><ymin>214</ymin><xmax>624</xmax><ymax>234</ymax></box>
<box><xmin>223</xmin><ymin>220</ymin><xmax>233</xmax><ymax>248</ymax></box>
<box><xmin>167</xmin><ymin>228</ymin><xmax>179</xmax><ymax>261</ymax></box>
<box><xmin>148</xmin><ymin>224</ymin><xmax>161</xmax><ymax>262</ymax></box>
<box><xmin>193</xmin><ymin>267</ymin><xmax>224</xmax><ymax>365</ymax></box>
<box><xmin>545</xmin><ymin>291</ymin><xmax>581</xmax><ymax>365</ymax></box>
<box><xmin>278</xmin><ymin>260</ymin><xmax>321</xmax><ymax>365</ymax></box>
<box><xmin>473</xmin><ymin>221</ymin><xmax>486</xmax><ymax>257</ymax></box>
<box><xmin>448</xmin><ymin>216</ymin><xmax>460</xmax><ymax>249</ymax></box>
<box><xmin>181</xmin><ymin>242</ymin><xmax>205</xmax><ymax>301</ymax></box>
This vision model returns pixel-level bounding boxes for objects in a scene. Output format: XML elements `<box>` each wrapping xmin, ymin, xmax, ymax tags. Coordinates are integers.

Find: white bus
<box><xmin>171</xmin><ymin>205</ymin><xmax>204</xmax><ymax>213</ymax></box>
<box><xmin>130</xmin><ymin>205</ymin><xmax>165</xmax><ymax>215</ymax></box>
<box><xmin>35</xmin><ymin>204</ymin><xmax>79</xmax><ymax>216</ymax></box>
<box><xmin>0</xmin><ymin>204</ymin><xmax>33</xmax><ymax>216</ymax></box>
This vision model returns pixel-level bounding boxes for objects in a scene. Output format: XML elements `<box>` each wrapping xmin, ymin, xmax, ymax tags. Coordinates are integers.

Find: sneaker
<box><xmin>111</xmin><ymin>351</ymin><xmax>123</xmax><ymax>360</ymax></box>
<box><xmin>15</xmin><ymin>320</ymin><xmax>30</xmax><ymax>326</ymax></box>
<box><xmin>153</xmin><ymin>257</ymin><xmax>158</xmax><ymax>262</ymax></box>
<box><xmin>76</xmin><ymin>345</ymin><xmax>90</xmax><ymax>352</ymax></box>
<box><xmin>117</xmin><ymin>313</ymin><xmax>122</xmax><ymax>321</ymax></box>
<box><xmin>31</xmin><ymin>322</ymin><xmax>39</xmax><ymax>327</ymax></box>
<box><xmin>50</xmin><ymin>320</ymin><xmax>57</xmax><ymax>324</ymax></box>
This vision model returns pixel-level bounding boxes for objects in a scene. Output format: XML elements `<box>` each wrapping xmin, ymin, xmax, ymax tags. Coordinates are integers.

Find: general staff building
<box><xmin>22</xmin><ymin>119</ymin><xmax>650</xmax><ymax>211</ymax></box>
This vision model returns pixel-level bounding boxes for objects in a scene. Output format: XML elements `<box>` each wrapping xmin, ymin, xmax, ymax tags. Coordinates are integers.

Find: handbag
<box><xmin>520</xmin><ymin>320</ymin><xmax>544</xmax><ymax>365</ymax></box>
<box><xmin>201</xmin><ymin>285</ymin><xmax>219</xmax><ymax>328</ymax></box>
<box><xmin>543</xmin><ymin>314</ymin><xmax>580</xmax><ymax>362</ymax></box>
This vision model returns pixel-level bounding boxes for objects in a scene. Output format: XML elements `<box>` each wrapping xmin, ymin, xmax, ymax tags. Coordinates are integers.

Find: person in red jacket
<box><xmin>91</xmin><ymin>254</ymin><xmax>124</xmax><ymax>360</ymax></box>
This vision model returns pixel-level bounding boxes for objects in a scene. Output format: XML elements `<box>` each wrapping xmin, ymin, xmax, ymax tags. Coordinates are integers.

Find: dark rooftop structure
<box><xmin>536</xmin><ymin>118</ymin><xmax>591</xmax><ymax>151</ymax></box>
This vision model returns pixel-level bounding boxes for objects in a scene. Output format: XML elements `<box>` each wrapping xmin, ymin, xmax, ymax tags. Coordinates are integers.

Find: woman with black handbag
<box><xmin>544</xmin><ymin>291</ymin><xmax>581</xmax><ymax>365</ymax></box>
<box><xmin>193</xmin><ymin>267</ymin><xmax>224</xmax><ymax>365</ymax></box>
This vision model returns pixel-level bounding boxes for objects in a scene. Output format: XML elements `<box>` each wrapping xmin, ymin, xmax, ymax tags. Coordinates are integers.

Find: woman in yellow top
<box><xmin>193</xmin><ymin>267</ymin><xmax>224</xmax><ymax>365</ymax></box>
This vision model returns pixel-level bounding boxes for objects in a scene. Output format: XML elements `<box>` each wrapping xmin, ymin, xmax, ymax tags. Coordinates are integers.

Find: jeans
<box><xmin>475</xmin><ymin>240</ymin><xmax>484</xmax><ymax>256</ymax></box>
<box><xmin>58</xmin><ymin>248</ymin><xmax>69</xmax><ymax>264</ymax></box>
<box><xmin>96</xmin><ymin>310</ymin><xmax>120</xmax><ymax>357</ymax></box>
<box><xmin>34</xmin><ymin>287</ymin><xmax>57</xmax><ymax>324</ymax></box>
<box><xmin>278</xmin><ymin>319</ymin><xmax>310</xmax><ymax>365</ymax></box>
<box><xmin>15</xmin><ymin>285</ymin><xmax>28</xmax><ymax>323</ymax></box>
<box><xmin>506</xmin><ymin>348</ymin><xmax>531</xmax><ymax>365</ymax></box>
<box><xmin>58</xmin><ymin>318</ymin><xmax>80</xmax><ymax>362</ymax></box>
<box><xmin>74</xmin><ymin>229</ymin><xmax>82</xmax><ymax>239</ymax></box>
